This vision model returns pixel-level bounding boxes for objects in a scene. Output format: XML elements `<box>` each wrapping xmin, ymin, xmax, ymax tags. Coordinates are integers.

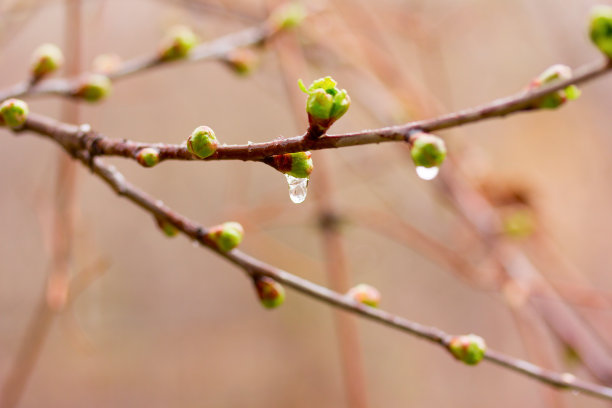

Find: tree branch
<box><xmin>9</xmin><ymin>113</ymin><xmax>612</xmax><ymax>403</ymax></box>
<box><xmin>17</xmin><ymin>58</ymin><xmax>612</xmax><ymax>170</ymax></box>
<box><xmin>0</xmin><ymin>21</ymin><xmax>279</xmax><ymax>101</ymax></box>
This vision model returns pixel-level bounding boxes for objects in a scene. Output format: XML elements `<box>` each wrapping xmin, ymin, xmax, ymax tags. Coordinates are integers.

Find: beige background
<box><xmin>1</xmin><ymin>0</ymin><xmax>612</xmax><ymax>406</ymax></box>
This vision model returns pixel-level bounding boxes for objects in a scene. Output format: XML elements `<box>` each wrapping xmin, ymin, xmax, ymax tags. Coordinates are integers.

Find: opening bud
<box><xmin>346</xmin><ymin>283</ymin><xmax>381</xmax><ymax>307</ymax></box>
<box><xmin>528</xmin><ymin>64</ymin><xmax>580</xmax><ymax>109</ymax></box>
<box><xmin>31</xmin><ymin>44</ymin><xmax>64</xmax><ymax>80</ymax></box>
<box><xmin>590</xmin><ymin>6</ymin><xmax>612</xmax><ymax>59</ymax></box>
<box><xmin>299</xmin><ymin>76</ymin><xmax>350</xmax><ymax>136</ymax></box>
<box><xmin>187</xmin><ymin>126</ymin><xmax>218</xmax><ymax>159</ymax></box>
<box><xmin>136</xmin><ymin>147</ymin><xmax>161</xmax><ymax>167</ymax></box>
<box><xmin>448</xmin><ymin>334</ymin><xmax>487</xmax><ymax>365</ymax></box>
<box><xmin>0</xmin><ymin>99</ymin><xmax>29</xmax><ymax>128</ymax></box>
<box><xmin>253</xmin><ymin>275</ymin><xmax>286</xmax><ymax>308</ymax></box>
<box><xmin>75</xmin><ymin>74</ymin><xmax>112</xmax><ymax>102</ymax></box>
<box><xmin>269</xmin><ymin>151</ymin><xmax>313</xmax><ymax>178</ymax></box>
<box><xmin>206</xmin><ymin>221</ymin><xmax>244</xmax><ymax>252</ymax></box>
<box><xmin>159</xmin><ymin>25</ymin><xmax>197</xmax><ymax>61</ymax></box>
<box><xmin>409</xmin><ymin>132</ymin><xmax>447</xmax><ymax>168</ymax></box>
<box><xmin>269</xmin><ymin>3</ymin><xmax>306</xmax><ymax>31</ymax></box>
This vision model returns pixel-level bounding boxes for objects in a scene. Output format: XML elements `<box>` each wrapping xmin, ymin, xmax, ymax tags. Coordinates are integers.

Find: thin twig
<box><xmin>0</xmin><ymin>21</ymin><xmax>279</xmax><ymax>101</ymax></box>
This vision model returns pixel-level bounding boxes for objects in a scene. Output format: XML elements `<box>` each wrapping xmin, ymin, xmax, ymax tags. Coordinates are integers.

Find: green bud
<box><xmin>590</xmin><ymin>6</ymin><xmax>612</xmax><ymax>58</ymax></box>
<box><xmin>299</xmin><ymin>76</ymin><xmax>350</xmax><ymax>135</ymax></box>
<box><xmin>346</xmin><ymin>283</ymin><xmax>381</xmax><ymax>307</ymax></box>
<box><xmin>271</xmin><ymin>151</ymin><xmax>313</xmax><ymax>178</ymax></box>
<box><xmin>136</xmin><ymin>147</ymin><xmax>161</xmax><ymax>167</ymax></box>
<box><xmin>269</xmin><ymin>3</ymin><xmax>306</xmax><ymax>31</ymax></box>
<box><xmin>76</xmin><ymin>74</ymin><xmax>112</xmax><ymax>102</ymax></box>
<box><xmin>528</xmin><ymin>64</ymin><xmax>580</xmax><ymax>109</ymax></box>
<box><xmin>159</xmin><ymin>25</ymin><xmax>197</xmax><ymax>61</ymax></box>
<box><xmin>409</xmin><ymin>132</ymin><xmax>446</xmax><ymax>168</ymax></box>
<box><xmin>448</xmin><ymin>334</ymin><xmax>487</xmax><ymax>365</ymax></box>
<box><xmin>253</xmin><ymin>276</ymin><xmax>286</xmax><ymax>309</ymax></box>
<box><xmin>31</xmin><ymin>44</ymin><xmax>64</xmax><ymax>79</ymax></box>
<box><xmin>206</xmin><ymin>221</ymin><xmax>244</xmax><ymax>252</ymax></box>
<box><xmin>0</xmin><ymin>98</ymin><xmax>29</xmax><ymax>128</ymax></box>
<box><xmin>155</xmin><ymin>217</ymin><xmax>179</xmax><ymax>237</ymax></box>
<box><xmin>187</xmin><ymin>126</ymin><xmax>218</xmax><ymax>159</ymax></box>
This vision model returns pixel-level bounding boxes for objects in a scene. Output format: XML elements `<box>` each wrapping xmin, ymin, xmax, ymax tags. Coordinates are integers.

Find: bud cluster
<box><xmin>299</xmin><ymin>76</ymin><xmax>350</xmax><ymax>137</ymax></box>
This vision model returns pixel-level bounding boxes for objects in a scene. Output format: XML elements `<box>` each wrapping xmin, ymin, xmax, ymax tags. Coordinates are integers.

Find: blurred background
<box><xmin>1</xmin><ymin>0</ymin><xmax>612</xmax><ymax>406</ymax></box>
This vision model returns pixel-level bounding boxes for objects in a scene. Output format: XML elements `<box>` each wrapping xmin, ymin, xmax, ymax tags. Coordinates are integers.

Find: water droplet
<box><xmin>416</xmin><ymin>166</ymin><xmax>439</xmax><ymax>180</ymax></box>
<box><xmin>155</xmin><ymin>200</ymin><xmax>164</xmax><ymax>208</ymax></box>
<box><xmin>79</xmin><ymin>123</ymin><xmax>91</xmax><ymax>133</ymax></box>
<box><xmin>285</xmin><ymin>174</ymin><xmax>308</xmax><ymax>204</ymax></box>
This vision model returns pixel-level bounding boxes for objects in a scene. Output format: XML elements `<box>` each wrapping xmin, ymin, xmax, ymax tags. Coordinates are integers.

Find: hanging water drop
<box><xmin>416</xmin><ymin>166</ymin><xmax>439</xmax><ymax>180</ymax></box>
<box><xmin>285</xmin><ymin>174</ymin><xmax>308</xmax><ymax>204</ymax></box>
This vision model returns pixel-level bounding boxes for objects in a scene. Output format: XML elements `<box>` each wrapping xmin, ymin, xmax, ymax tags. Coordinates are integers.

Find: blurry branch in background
<box><xmin>4</xmin><ymin>1</ymin><xmax>612</xmax><ymax>406</ymax></box>
<box><xmin>0</xmin><ymin>6</ymin><xmax>294</xmax><ymax>101</ymax></box>
<box><xmin>0</xmin><ymin>2</ymin><xmax>83</xmax><ymax>407</ymax></box>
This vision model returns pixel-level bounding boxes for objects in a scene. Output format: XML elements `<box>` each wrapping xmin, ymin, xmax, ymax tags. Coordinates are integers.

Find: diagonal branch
<box><xmin>18</xmin><ymin>58</ymin><xmax>612</xmax><ymax>169</ymax></box>
<box><xmin>0</xmin><ymin>20</ymin><xmax>282</xmax><ymax>101</ymax></box>
<box><xmin>8</xmin><ymin>114</ymin><xmax>612</xmax><ymax>403</ymax></box>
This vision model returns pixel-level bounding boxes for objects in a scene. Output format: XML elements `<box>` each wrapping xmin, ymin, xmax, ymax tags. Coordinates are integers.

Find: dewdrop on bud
<box><xmin>528</xmin><ymin>64</ymin><xmax>580</xmax><ymax>109</ymax></box>
<box><xmin>448</xmin><ymin>334</ymin><xmax>487</xmax><ymax>365</ymax></box>
<box><xmin>31</xmin><ymin>44</ymin><xmax>64</xmax><ymax>79</ymax></box>
<box><xmin>270</xmin><ymin>151</ymin><xmax>313</xmax><ymax>179</ymax></box>
<box><xmin>253</xmin><ymin>276</ymin><xmax>285</xmax><ymax>309</ymax></box>
<box><xmin>299</xmin><ymin>76</ymin><xmax>350</xmax><ymax>136</ymax></box>
<box><xmin>0</xmin><ymin>99</ymin><xmax>29</xmax><ymax>128</ymax></box>
<box><xmin>159</xmin><ymin>25</ymin><xmax>197</xmax><ymax>61</ymax></box>
<box><xmin>409</xmin><ymin>132</ymin><xmax>446</xmax><ymax>180</ymax></box>
<box><xmin>92</xmin><ymin>53</ymin><xmax>122</xmax><ymax>74</ymax></box>
<box><xmin>155</xmin><ymin>217</ymin><xmax>178</xmax><ymax>237</ymax></box>
<box><xmin>75</xmin><ymin>74</ymin><xmax>112</xmax><ymax>102</ymax></box>
<box><xmin>206</xmin><ymin>222</ymin><xmax>244</xmax><ymax>252</ymax></box>
<box><xmin>346</xmin><ymin>284</ymin><xmax>381</xmax><ymax>307</ymax></box>
<box><xmin>224</xmin><ymin>48</ymin><xmax>259</xmax><ymax>76</ymax></box>
<box><xmin>187</xmin><ymin>126</ymin><xmax>218</xmax><ymax>159</ymax></box>
<box><xmin>590</xmin><ymin>6</ymin><xmax>612</xmax><ymax>59</ymax></box>
<box><xmin>269</xmin><ymin>3</ymin><xmax>306</xmax><ymax>31</ymax></box>
<box><xmin>136</xmin><ymin>147</ymin><xmax>160</xmax><ymax>167</ymax></box>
